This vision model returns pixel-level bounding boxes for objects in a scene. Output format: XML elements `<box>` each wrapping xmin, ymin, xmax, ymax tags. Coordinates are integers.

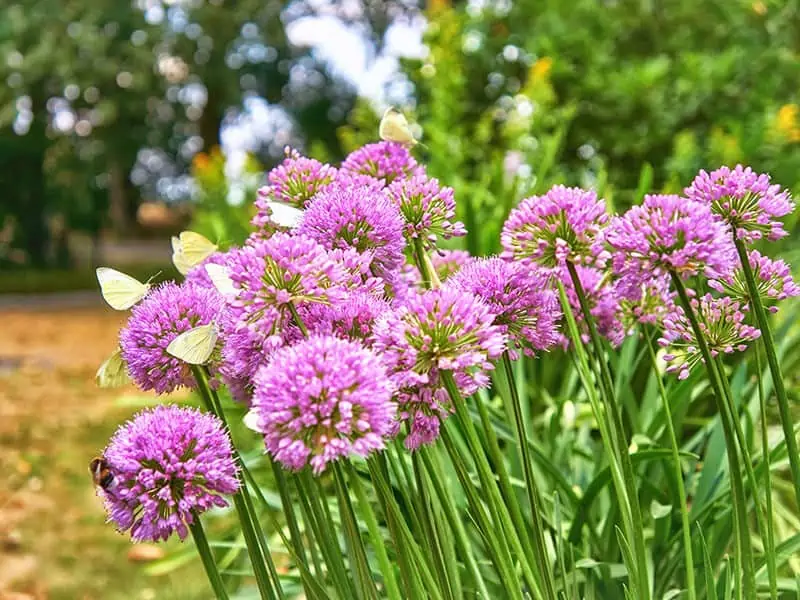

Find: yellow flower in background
<box><xmin>192</xmin><ymin>151</ymin><xmax>211</xmax><ymax>174</ymax></box>
<box><xmin>775</xmin><ymin>104</ymin><xmax>800</xmax><ymax>142</ymax></box>
<box><xmin>752</xmin><ymin>1</ymin><xmax>767</xmax><ymax>15</ymax></box>
<box><xmin>529</xmin><ymin>57</ymin><xmax>553</xmax><ymax>82</ymax></box>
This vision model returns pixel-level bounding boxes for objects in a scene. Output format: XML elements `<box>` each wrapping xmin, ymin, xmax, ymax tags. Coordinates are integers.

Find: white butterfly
<box><xmin>96</xmin><ymin>347</ymin><xmax>130</xmax><ymax>388</ymax></box>
<box><xmin>205</xmin><ymin>264</ymin><xmax>238</xmax><ymax>298</ymax></box>
<box><xmin>379</xmin><ymin>106</ymin><xmax>417</xmax><ymax>146</ymax></box>
<box><xmin>96</xmin><ymin>267</ymin><xmax>151</xmax><ymax>310</ymax></box>
<box><xmin>243</xmin><ymin>409</ymin><xmax>262</xmax><ymax>433</ymax></box>
<box><xmin>166</xmin><ymin>323</ymin><xmax>219</xmax><ymax>365</ymax></box>
<box><xmin>266</xmin><ymin>200</ymin><xmax>304</xmax><ymax>229</ymax></box>
<box><xmin>172</xmin><ymin>231</ymin><xmax>218</xmax><ymax>275</ymax></box>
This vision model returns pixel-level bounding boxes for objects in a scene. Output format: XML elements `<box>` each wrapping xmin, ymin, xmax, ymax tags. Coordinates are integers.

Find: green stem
<box><xmin>733</xmin><ymin>236</ymin><xmax>800</xmax><ymax>508</ymax></box>
<box><xmin>500</xmin><ymin>352</ymin><xmax>559</xmax><ymax>600</ymax></box>
<box><xmin>366</xmin><ymin>457</ymin><xmax>446</xmax><ymax>600</ymax></box>
<box><xmin>644</xmin><ymin>336</ymin><xmax>696</xmax><ymax>600</ymax></box>
<box><xmin>287</xmin><ymin>302</ymin><xmax>309</xmax><ymax>337</ymax></box>
<box><xmin>669</xmin><ymin>273</ymin><xmax>756</xmax><ymax>597</ymax></box>
<box><xmin>439</xmin><ymin>427</ymin><xmax>525</xmax><ymax>600</ymax></box>
<box><xmin>344</xmin><ymin>462</ymin><xmax>403</xmax><ymax>600</ymax></box>
<box><xmin>473</xmin><ymin>375</ymin><xmax>547</xmax><ymax>594</ymax></box>
<box><xmin>713</xmin><ymin>356</ymin><xmax>771</xmax><ymax>550</ymax></box>
<box><xmin>418</xmin><ymin>447</ymin><xmax>491</xmax><ymax>599</ymax></box>
<box><xmin>412</xmin><ymin>238</ymin><xmax>441</xmax><ymax>289</ymax></box>
<box><xmin>332</xmin><ymin>463</ymin><xmax>378</xmax><ymax>600</ymax></box>
<box><xmin>755</xmin><ymin>343</ymin><xmax>779</xmax><ymax>600</ymax></box>
<box><xmin>190</xmin><ymin>366</ymin><xmax>280</xmax><ymax>600</ymax></box>
<box><xmin>189</xmin><ymin>515</ymin><xmax>231</xmax><ymax>600</ymax></box>
<box><xmin>440</xmin><ymin>370</ymin><xmax>541</xmax><ymax>597</ymax></box>
<box><xmin>566</xmin><ymin>261</ymin><xmax>650</xmax><ymax>600</ymax></box>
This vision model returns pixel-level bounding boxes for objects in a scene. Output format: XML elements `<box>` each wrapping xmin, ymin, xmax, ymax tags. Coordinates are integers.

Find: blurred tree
<box><xmin>0</xmin><ymin>0</ymin><xmax>419</xmax><ymax>268</ymax></box>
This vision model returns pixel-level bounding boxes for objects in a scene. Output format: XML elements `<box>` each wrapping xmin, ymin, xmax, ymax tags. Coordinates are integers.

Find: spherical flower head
<box><xmin>229</xmin><ymin>232</ymin><xmax>348</xmax><ymax>325</ymax></box>
<box><xmin>299</xmin><ymin>292</ymin><xmax>391</xmax><ymax>342</ymax></box>
<box><xmin>615</xmin><ymin>274</ymin><xmax>675</xmax><ymax>330</ymax></box>
<box><xmin>373</xmin><ymin>288</ymin><xmax>507</xmax><ymax>448</ymax></box>
<box><xmin>659</xmin><ymin>294</ymin><xmax>760</xmax><ymax>380</ymax></box>
<box><xmin>685</xmin><ymin>165</ymin><xmax>795</xmax><ymax>242</ymax></box>
<box><xmin>101</xmin><ymin>405</ymin><xmax>238</xmax><ymax>542</ymax></box>
<box><xmin>501</xmin><ymin>185</ymin><xmax>610</xmax><ymax>268</ymax></box>
<box><xmin>120</xmin><ymin>281</ymin><xmax>221</xmax><ymax>394</ymax></box>
<box><xmin>448</xmin><ymin>257</ymin><xmax>561</xmax><ymax>358</ymax></box>
<box><xmin>184</xmin><ymin>248</ymin><xmax>241</xmax><ymax>291</ymax></box>
<box><xmin>297</xmin><ymin>183</ymin><xmax>406</xmax><ymax>280</ymax></box>
<box><xmin>606</xmin><ymin>194</ymin><xmax>736</xmax><ymax>283</ymax></box>
<box><xmin>340</xmin><ymin>141</ymin><xmax>423</xmax><ymax>185</ymax></box>
<box><xmin>265</xmin><ymin>148</ymin><xmax>338</xmax><ymax>208</ymax></box>
<box><xmin>251</xmin><ymin>336</ymin><xmax>396</xmax><ymax>474</ymax></box>
<box><xmin>709</xmin><ymin>249</ymin><xmax>800</xmax><ymax>313</ymax></box>
<box><xmin>385</xmin><ymin>174</ymin><xmax>466</xmax><ymax>247</ymax></box>
<box><xmin>560</xmin><ymin>266</ymin><xmax>625</xmax><ymax>347</ymax></box>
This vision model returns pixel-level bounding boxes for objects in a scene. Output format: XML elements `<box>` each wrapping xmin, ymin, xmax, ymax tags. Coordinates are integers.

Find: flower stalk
<box><xmin>733</xmin><ymin>236</ymin><xmax>800</xmax><ymax>507</ymax></box>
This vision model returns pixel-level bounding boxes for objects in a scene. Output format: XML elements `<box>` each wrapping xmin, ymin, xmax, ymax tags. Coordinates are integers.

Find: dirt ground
<box><xmin>0</xmin><ymin>304</ymin><xmax>205</xmax><ymax>600</ymax></box>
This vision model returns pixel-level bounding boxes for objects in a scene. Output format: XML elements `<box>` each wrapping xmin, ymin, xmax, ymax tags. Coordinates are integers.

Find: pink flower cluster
<box><xmin>112</xmin><ymin>148</ymin><xmax>797</xmax><ymax>508</ymax></box>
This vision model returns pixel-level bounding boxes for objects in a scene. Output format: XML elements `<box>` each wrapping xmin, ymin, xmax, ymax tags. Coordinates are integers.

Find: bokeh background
<box><xmin>2</xmin><ymin>0</ymin><xmax>800</xmax><ymax>598</ymax></box>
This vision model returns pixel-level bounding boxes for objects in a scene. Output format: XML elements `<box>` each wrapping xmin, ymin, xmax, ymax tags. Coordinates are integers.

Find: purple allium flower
<box><xmin>659</xmin><ymin>294</ymin><xmax>761</xmax><ymax>380</ymax></box>
<box><xmin>501</xmin><ymin>185</ymin><xmax>610</xmax><ymax>268</ymax></box>
<box><xmin>297</xmin><ymin>183</ymin><xmax>406</xmax><ymax>280</ymax></box>
<box><xmin>685</xmin><ymin>165</ymin><xmax>795</xmax><ymax>242</ymax></box>
<box><xmin>606</xmin><ymin>194</ymin><xmax>736</xmax><ymax>283</ymax></box>
<box><xmin>373</xmin><ymin>288</ymin><xmax>507</xmax><ymax>448</ymax></box>
<box><xmin>299</xmin><ymin>292</ymin><xmax>391</xmax><ymax>342</ymax></box>
<box><xmin>448</xmin><ymin>257</ymin><xmax>561</xmax><ymax>358</ymax></box>
<box><xmin>220</xmin><ymin>233</ymin><xmax>351</xmax><ymax>383</ymax></box>
<box><xmin>615</xmin><ymin>274</ymin><xmax>675</xmax><ymax>329</ymax></box>
<box><xmin>340</xmin><ymin>141</ymin><xmax>423</xmax><ymax>185</ymax></box>
<box><xmin>560</xmin><ymin>266</ymin><xmax>625</xmax><ymax>347</ymax></box>
<box><xmin>100</xmin><ymin>405</ymin><xmax>238</xmax><ymax>542</ymax></box>
<box><xmin>251</xmin><ymin>335</ymin><xmax>396</xmax><ymax>474</ymax></box>
<box><xmin>263</xmin><ymin>147</ymin><xmax>338</xmax><ymax>208</ymax></box>
<box><xmin>385</xmin><ymin>174</ymin><xmax>466</xmax><ymax>247</ymax></box>
<box><xmin>120</xmin><ymin>282</ymin><xmax>221</xmax><ymax>394</ymax></box>
<box><xmin>709</xmin><ymin>249</ymin><xmax>800</xmax><ymax>313</ymax></box>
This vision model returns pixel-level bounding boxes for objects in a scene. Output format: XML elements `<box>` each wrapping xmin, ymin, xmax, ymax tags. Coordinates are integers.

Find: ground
<box><xmin>0</xmin><ymin>302</ymin><xmax>208</xmax><ymax>600</ymax></box>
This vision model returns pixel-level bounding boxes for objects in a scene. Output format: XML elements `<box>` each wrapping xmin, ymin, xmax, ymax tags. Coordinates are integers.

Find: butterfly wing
<box><xmin>166</xmin><ymin>323</ymin><xmax>219</xmax><ymax>364</ymax></box>
<box><xmin>96</xmin><ymin>267</ymin><xmax>150</xmax><ymax>310</ymax></box>
<box><xmin>379</xmin><ymin>107</ymin><xmax>416</xmax><ymax>146</ymax></box>
<box><xmin>266</xmin><ymin>201</ymin><xmax>304</xmax><ymax>229</ymax></box>
<box><xmin>205</xmin><ymin>264</ymin><xmax>238</xmax><ymax>298</ymax></box>
<box><xmin>178</xmin><ymin>231</ymin><xmax>218</xmax><ymax>264</ymax></box>
<box><xmin>96</xmin><ymin>347</ymin><xmax>130</xmax><ymax>388</ymax></box>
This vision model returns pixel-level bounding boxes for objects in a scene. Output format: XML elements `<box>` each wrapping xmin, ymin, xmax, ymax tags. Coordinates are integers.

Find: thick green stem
<box><xmin>287</xmin><ymin>302</ymin><xmax>309</xmax><ymax>337</ymax></box>
<box><xmin>440</xmin><ymin>370</ymin><xmax>541</xmax><ymax>597</ymax></box>
<box><xmin>566</xmin><ymin>261</ymin><xmax>650</xmax><ymax>600</ymax></box>
<box><xmin>733</xmin><ymin>236</ymin><xmax>800</xmax><ymax>507</ymax></box>
<box><xmin>191</xmin><ymin>366</ymin><xmax>280</xmax><ymax>600</ymax></box>
<box><xmin>499</xmin><ymin>352</ymin><xmax>558</xmax><ymax>600</ymax></box>
<box><xmin>345</xmin><ymin>462</ymin><xmax>403</xmax><ymax>600</ymax></box>
<box><xmin>412</xmin><ymin>238</ymin><xmax>441</xmax><ymax>289</ymax></box>
<box><xmin>189</xmin><ymin>515</ymin><xmax>231</xmax><ymax>600</ymax></box>
<box><xmin>669</xmin><ymin>273</ymin><xmax>756</xmax><ymax>597</ymax></box>
<box><xmin>644</xmin><ymin>337</ymin><xmax>696</xmax><ymax>600</ymax></box>
<box><xmin>756</xmin><ymin>344</ymin><xmax>779</xmax><ymax>600</ymax></box>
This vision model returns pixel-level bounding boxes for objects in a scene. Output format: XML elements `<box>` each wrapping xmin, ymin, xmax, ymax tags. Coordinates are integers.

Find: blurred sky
<box><xmin>220</xmin><ymin>11</ymin><xmax>427</xmax><ymax>177</ymax></box>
